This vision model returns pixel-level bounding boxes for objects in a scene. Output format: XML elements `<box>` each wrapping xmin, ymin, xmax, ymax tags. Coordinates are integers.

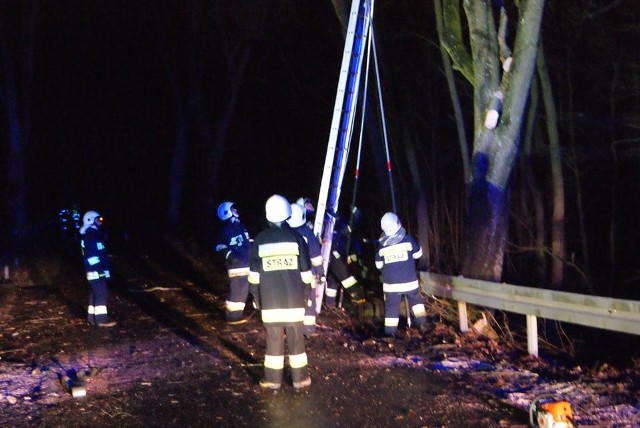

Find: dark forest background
<box><xmin>1</xmin><ymin>1</ymin><xmax>639</xmax><ymax>299</ymax></box>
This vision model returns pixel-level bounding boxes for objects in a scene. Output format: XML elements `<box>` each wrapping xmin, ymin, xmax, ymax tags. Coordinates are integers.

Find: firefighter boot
<box><xmin>293</xmin><ymin>377</ymin><xmax>312</xmax><ymax>390</ymax></box>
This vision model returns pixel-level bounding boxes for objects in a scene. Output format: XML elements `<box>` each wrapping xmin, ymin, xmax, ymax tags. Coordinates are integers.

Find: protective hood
<box><xmin>379</xmin><ymin>227</ymin><xmax>406</xmax><ymax>247</ymax></box>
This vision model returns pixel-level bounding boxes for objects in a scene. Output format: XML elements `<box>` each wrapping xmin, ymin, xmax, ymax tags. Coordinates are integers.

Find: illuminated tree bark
<box><xmin>440</xmin><ymin>0</ymin><xmax>546</xmax><ymax>280</ymax></box>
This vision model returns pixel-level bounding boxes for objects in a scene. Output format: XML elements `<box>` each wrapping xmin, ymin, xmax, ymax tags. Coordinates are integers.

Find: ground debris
<box><xmin>1</xmin><ymin>244</ymin><xmax>638</xmax><ymax>427</ymax></box>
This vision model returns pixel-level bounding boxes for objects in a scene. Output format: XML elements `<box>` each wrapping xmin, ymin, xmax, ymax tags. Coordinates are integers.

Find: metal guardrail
<box><xmin>419</xmin><ymin>271</ymin><xmax>640</xmax><ymax>357</ymax></box>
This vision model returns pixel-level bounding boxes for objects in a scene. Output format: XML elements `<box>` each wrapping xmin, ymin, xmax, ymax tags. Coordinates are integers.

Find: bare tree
<box><xmin>145</xmin><ymin>2</ymin><xmax>192</xmax><ymax>230</ymax></box>
<box><xmin>536</xmin><ymin>42</ymin><xmax>565</xmax><ymax>289</ymax></box>
<box><xmin>520</xmin><ymin>75</ymin><xmax>546</xmax><ymax>284</ymax></box>
<box><xmin>434</xmin><ymin>0</ymin><xmax>471</xmax><ymax>183</ymax></box>
<box><xmin>0</xmin><ymin>1</ymin><xmax>37</xmax><ymax>262</ymax></box>
<box><xmin>146</xmin><ymin>1</ymin><xmax>259</xmax><ymax>231</ymax></box>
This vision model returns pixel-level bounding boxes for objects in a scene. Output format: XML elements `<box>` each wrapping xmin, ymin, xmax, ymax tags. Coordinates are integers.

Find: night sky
<box><xmin>2</xmin><ymin>1</ymin><xmax>440</xmax><ymax>237</ymax></box>
<box><xmin>18</xmin><ymin>2</ymin><xmax>351</xmax><ymax>235</ymax></box>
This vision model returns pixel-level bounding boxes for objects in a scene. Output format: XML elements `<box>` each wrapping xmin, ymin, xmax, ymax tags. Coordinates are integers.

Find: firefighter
<box><xmin>215</xmin><ymin>201</ymin><xmax>252</xmax><ymax>324</ymax></box>
<box><xmin>79</xmin><ymin>210</ymin><xmax>116</xmax><ymax>327</ymax></box>
<box><xmin>287</xmin><ymin>202</ymin><xmax>326</xmax><ymax>337</ymax></box>
<box><xmin>71</xmin><ymin>205</ymin><xmax>81</xmax><ymax>231</ymax></box>
<box><xmin>58</xmin><ymin>204</ymin><xmax>81</xmax><ymax>248</ymax></box>
<box><xmin>294</xmin><ymin>197</ymin><xmax>361</xmax><ymax>312</ymax></box>
<box><xmin>374</xmin><ymin>212</ymin><xmax>427</xmax><ymax>336</ymax></box>
<box><xmin>295</xmin><ymin>196</ymin><xmax>316</xmax><ymax>229</ymax></box>
<box><xmin>324</xmin><ymin>215</ymin><xmax>363</xmax><ymax>308</ymax></box>
<box><xmin>248</xmin><ymin>194</ymin><xmax>314</xmax><ymax>390</ymax></box>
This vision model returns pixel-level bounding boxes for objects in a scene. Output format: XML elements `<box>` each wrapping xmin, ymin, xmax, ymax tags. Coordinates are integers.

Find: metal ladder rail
<box><xmin>314</xmin><ymin>0</ymin><xmax>374</xmax><ymax>277</ymax></box>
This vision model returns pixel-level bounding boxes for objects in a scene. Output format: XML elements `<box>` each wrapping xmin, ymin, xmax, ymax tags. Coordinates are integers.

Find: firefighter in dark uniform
<box><xmin>324</xmin><ymin>216</ymin><xmax>362</xmax><ymax>308</ymax></box>
<box><xmin>295</xmin><ymin>197</ymin><xmax>361</xmax><ymax>313</ymax></box>
<box><xmin>58</xmin><ymin>204</ymin><xmax>82</xmax><ymax>252</ymax></box>
<box><xmin>287</xmin><ymin>202</ymin><xmax>325</xmax><ymax>338</ymax></box>
<box><xmin>248</xmin><ymin>194</ymin><xmax>314</xmax><ymax>390</ymax></box>
<box><xmin>215</xmin><ymin>201</ymin><xmax>252</xmax><ymax>324</ymax></box>
<box><xmin>79</xmin><ymin>210</ymin><xmax>116</xmax><ymax>327</ymax></box>
<box><xmin>375</xmin><ymin>212</ymin><xmax>427</xmax><ymax>336</ymax></box>
<box><xmin>296</xmin><ymin>197</ymin><xmax>316</xmax><ymax>229</ymax></box>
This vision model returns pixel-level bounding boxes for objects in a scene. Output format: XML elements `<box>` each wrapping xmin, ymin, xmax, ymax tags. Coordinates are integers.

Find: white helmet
<box><xmin>265</xmin><ymin>194</ymin><xmax>291</xmax><ymax>223</ymax></box>
<box><xmin>380</xmin><ymin>212</ymin><xmax>401</xmax><ymax>236</ymax></box>
<box><xmin>217</xmin><ymin>201</ymin><xmax>237</xmax><ymax>221</ymax></box>
<box><xmin>296</xmin><ymin>197</ymin><xmax>315</xmax><ymax>213</ymax></box>
<box><xmin>287</xmin><ymin>203</ymin><xmax>306</xmax><ymax>228</ymax></box>
<box><xmin>80</xmin><ymin>210</ymin><xmax>102</xmax><ymax>235</ymax></box>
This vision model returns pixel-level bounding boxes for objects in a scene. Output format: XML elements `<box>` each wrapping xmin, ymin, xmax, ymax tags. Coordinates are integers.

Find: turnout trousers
<box><xmin>87</xmin><ymin>278</ymin><xmax>109</xmax><ymax>325</ymax></box>
<box><xmin>303</xmin><ymin>298</ymin><xmax>317</xmax><ymax>337</ymax></box>
<box><xmin>384</xmin><ymin>287</ymin><xmax>427</xmax><ymax>336</ymax></box>
<box><xmin>323</xmin><ymin>253</ymin><xmax>357</xmax><ymax>308</ymax></box>
<box><xmin>263</xmin><ymin>322</ymin><xmax>308</xmax><ymax>386</ymax></box>
<box><xmin>226</xmin><ymin>273</ymin><xmax>249</xmax><ymax>322</ymax></box>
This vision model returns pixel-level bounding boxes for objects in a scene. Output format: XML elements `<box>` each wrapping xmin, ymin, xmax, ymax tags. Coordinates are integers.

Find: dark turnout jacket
<box><xmin>291</xmin><ymin>224</ymin><xmax>325</xmax><ymax>277</ymax></box>
<box><xmin>374</xmin><ymin>229</ymin><xmax>422</xmax><ymax>292</ymax></box>
<box><xmin>248</xmin><ymin>224</ymin><xmax>314</xmax><ymax>325</ymax></box>
<box><xmin>80</xmin><ymin>227</ymin><xmax>111</xmax><ymax>281</ymax></box>
<box><xmin>215</xmin><ymin>219</ymin><xmax>251</xmax><ymax>273</ymax></box>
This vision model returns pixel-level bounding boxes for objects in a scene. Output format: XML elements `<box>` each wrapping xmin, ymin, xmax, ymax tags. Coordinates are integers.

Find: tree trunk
<box><xmin>403</xmin><ymin>126</ymin><xmax>430</xmax><ymax>270</ymax></box>
<box><xmin>565</xmin><ymin>54</ymin><xmax>593</xmax><ymax>293</ymax></box>
<box><xmin>167</xmin><ymin>91</ymin><xmax>188</xmax><ymax>230</ymax></box>
<box><xmin>434</xmin><ymin>0</ymin><xmax>471</xmax><ymax>183</ymax></box>
<box><xmin>0</xmin><ymin>2</ymin><xmax>36</xmax><ymax>261</ymax></box>
<box><xmin>442</xmin><ymin>0</ymin><xmax>546</xmax><ymax>281</ymax></box>
<box><xmin>5</xmin><ymin>81</ymin><xmax>27</xmax><ymax>255</ymax></box>
<box><xmin>537</xmin><ymin>43</ymin><xmax>565</xmax><ymax>289</ymax></box>
<box><xmin>521</xmin><ymin>77</ymin><xmax>546</xmax><ymax>284</ymax></box>
<box><xmin>147</xmin><ymin>3</ymin><xmax>189</xmax><ymax>230</ymax></box>
<box><xmin>208</xmin><ymin>44</ymin><xmax>251</xmax><ymax>203</ymax></box>
<box><xmin>463</xmin><ymin>169</ymin><xmax>509</xmax><ymax>280</ymax></box>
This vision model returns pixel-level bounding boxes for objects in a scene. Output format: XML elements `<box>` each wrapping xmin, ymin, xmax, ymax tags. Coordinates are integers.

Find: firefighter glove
<box><xmin>315</xmin><ymin>275</ymin><xmax>327</xmax><ymax>289</ymax></box>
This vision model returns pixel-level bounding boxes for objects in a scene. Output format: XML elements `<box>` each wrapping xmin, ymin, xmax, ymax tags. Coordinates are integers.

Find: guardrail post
<box><xmin>526</xmin><ymin>314</ymin><xmax>538</xmax><ymax>357</ymax></box>
<box><xmin>458</xmin><ymin>301</ymin><xmax>469</xmax><ymax>332</ymax></box>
